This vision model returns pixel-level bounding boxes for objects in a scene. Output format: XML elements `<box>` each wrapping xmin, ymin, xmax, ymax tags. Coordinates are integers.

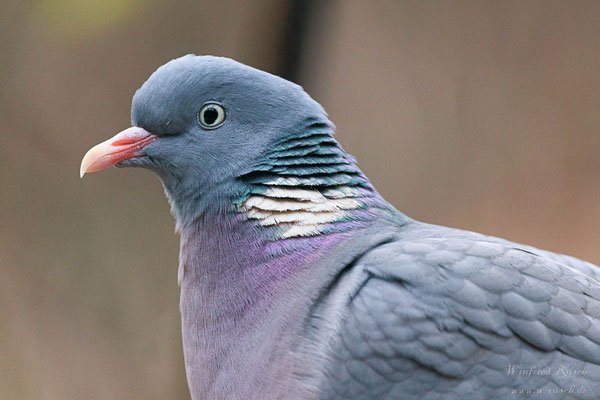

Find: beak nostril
<box><xmin>112</xmin><ymin>134</ymin><xmax>152</xmax><ymax>147</ymax></box>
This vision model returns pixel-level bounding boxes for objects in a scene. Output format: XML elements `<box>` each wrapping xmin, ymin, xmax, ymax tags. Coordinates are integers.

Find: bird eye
<box><xmin>198</xmin><ymin>103</ymin><xmax>226</xmax><ymax>128</ymax></box>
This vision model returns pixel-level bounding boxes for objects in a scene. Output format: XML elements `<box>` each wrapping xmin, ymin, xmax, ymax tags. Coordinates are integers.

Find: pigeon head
<box><xmin>81</xmin><ymin>55</ymin><xmax>337</xmax><ymax>221</ymax></box>
<box><xmin>81</xmin><ymin>55</ymin><xmax>384</xmax><ymax>238</ymax></box>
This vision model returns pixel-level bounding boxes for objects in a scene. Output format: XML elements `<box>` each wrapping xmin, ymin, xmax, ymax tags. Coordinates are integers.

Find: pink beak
<box><xmin>80</xmin><ymin>127</ymin><xmax>157</xmax><ymax>178</ymax></box>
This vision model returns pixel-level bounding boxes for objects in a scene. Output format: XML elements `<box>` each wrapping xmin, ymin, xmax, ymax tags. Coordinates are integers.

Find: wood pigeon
<box><xmin>81</xmin><ymin>55</ymin><xmax>600</xmax><ymax>399</ymax></box>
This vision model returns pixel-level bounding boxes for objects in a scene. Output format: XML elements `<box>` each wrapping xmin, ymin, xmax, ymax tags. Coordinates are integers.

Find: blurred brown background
<box><xmin>1</xmin><ymin>0</ymin><xmax>599</xmax><ymax>398</ymax></box>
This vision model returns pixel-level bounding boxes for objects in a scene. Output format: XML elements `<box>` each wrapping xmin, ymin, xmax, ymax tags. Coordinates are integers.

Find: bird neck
<box><xmin>167</xmin><ymin>118</ymin><xmax>403</xmax><ymax>239</ymax></box>
<box><xmin>173</xmin><ymin>114</ymin><xmax>406</xmax><ymax>299</ymax></box>
<box><xmin>233</xmin><ymin>120</ymin><xmax>403</xmax><ymax>241</ymax></box>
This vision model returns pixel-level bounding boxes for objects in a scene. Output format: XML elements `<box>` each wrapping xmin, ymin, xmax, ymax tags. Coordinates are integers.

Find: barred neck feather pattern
<box><xmin>236</xmin><ymin>119</ymin><xmax>397</xmax><ymax>240</ymax></box>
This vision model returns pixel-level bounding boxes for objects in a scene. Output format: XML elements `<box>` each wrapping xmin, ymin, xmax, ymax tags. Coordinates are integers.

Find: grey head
<box><xmin>81</xmin><ymin>55</ymin><xmax>333</xmax><ymax>222</ymax></box>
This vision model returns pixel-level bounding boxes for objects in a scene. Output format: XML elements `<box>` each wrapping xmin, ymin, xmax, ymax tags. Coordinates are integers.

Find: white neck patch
<box><xmin>238</xmin><ymin>186</ymin><xmax>363</xmax><ymax>239</ymax></box>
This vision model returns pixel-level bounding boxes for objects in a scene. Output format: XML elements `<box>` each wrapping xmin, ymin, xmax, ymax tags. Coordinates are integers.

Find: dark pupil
<box><xmin>203</xmin><ymin>107</ymin><xmax>219</xmax><ymax>125</ymax></box>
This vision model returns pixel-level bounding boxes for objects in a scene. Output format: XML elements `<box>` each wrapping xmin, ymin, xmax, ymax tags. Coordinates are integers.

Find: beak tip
<box><xmin>79</xmin><ymin>157</ymin><xmax>89</xmax><ymax>178</ymax></box>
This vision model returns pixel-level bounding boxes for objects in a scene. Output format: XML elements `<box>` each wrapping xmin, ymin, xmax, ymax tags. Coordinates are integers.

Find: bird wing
<box><xmin>321</xmin><ymin>236</ymin><xmax>600</xmax><ymax>400</ymax></box>
<box><xmin>531</xmin><ymin>248</ymin><xmax>600</xmax><ymax>281</ymax></box>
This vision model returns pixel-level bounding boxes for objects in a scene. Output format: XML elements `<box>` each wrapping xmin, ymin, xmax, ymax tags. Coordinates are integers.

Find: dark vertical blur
<box><xmin>1</xmin><ymin>1</ymin><xmax>599</xmax><ymax>399</ymax></box>
<box><xmin>278</xmin><ymin>0</ymin><xmax>316</xmax><ymax>83</ymax></box>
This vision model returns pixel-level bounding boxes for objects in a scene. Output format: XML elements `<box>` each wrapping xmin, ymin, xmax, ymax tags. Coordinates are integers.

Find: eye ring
<box><xmin>198</xmin><ymin>103</ymin><xmax>226</xmax><ymax>129</ymax></box>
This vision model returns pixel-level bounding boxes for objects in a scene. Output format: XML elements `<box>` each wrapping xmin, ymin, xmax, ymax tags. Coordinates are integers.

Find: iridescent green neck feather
<box><xmin>235</xmin><ymin>119</ymin><xmax>400</xmax><ymax>240</ymax></box>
